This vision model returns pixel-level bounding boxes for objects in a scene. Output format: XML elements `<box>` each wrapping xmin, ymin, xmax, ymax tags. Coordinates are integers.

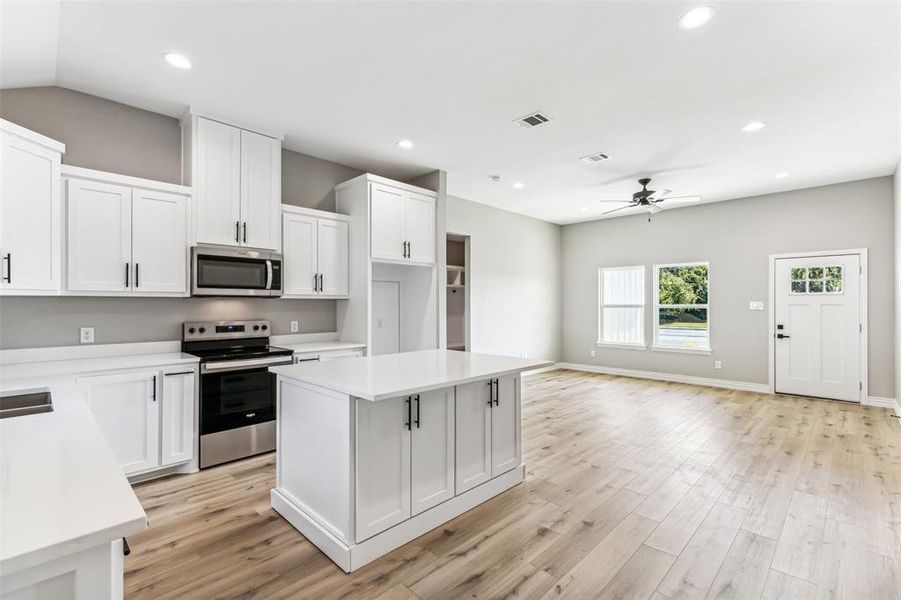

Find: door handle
<box><xmin>776</xmin><ymin>333</ymin><xmax>791</xmax><ymax>339</ymax></box>
<box><xmin>405</xmin><ymin>396</ymin><xmax>412</xmax><ymax>431</ymax></box>
<box><xmin>2</xmin><ymin>253</ymin><xmax>10</xmax><ymax>283</ymax></box>
<box><xmin>414</xmin><ymin>394</ymin><xmax>421</xmax><ymax>429</ymax></box>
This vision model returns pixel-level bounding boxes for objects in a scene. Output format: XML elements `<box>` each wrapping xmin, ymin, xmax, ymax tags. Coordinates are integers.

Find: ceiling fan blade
<box><xmin>656</xmin><ymin>195</ymin><xmax>701</xmax><ymax>204</ymax></box>
<box><xmin>647</xmin><ymin>203</ymin><xmax>663</xmax><ymax>214</ymax></box>
<box><xmin>602</xmin><ymin>204</ymin><xmax>638</xmax><ymax>216</ymax></box>
<box><xmin>597</xmin><ymin>199</ymin><xmax>631</xmax><ymax>203</ymax></box>
<box><xmin>649</xmin><ymin>188</ymin><xmax>671</xmax><ymax>201</ymax></box>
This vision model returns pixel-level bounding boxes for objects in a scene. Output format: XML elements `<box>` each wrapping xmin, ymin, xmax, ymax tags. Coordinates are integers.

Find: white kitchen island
<box><xmin>269</xmin><ymin>349</ymin><xmax>552</xmax><ymax>572</ymax></box>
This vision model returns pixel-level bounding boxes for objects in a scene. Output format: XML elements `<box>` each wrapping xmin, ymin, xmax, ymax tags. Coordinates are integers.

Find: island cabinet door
<box><xmin>411</xmin><ymin>388</ymin><xmax>455</xmax><ymax>515</ymax></box>
<box><xmin>355</xmin><ymin>396</ymin><xmax>412</xmax><ymax>542</ymax></box>
<box><xmin>455</xmin><ymin>380</ymin><xmax>493</xmax><ymax>494</ymax></box>
<box><xmin>491</xmin><ymin>375</ymin><xmax>521</xmax><ymax>477</ymax></box>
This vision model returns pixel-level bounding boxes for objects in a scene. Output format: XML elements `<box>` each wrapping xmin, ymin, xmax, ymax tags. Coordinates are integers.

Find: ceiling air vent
<box><xmin>514</xmin><ymin>111</ymin><xmax>552</xmax><ymax>128</ymax></box>
<box><xmin>580</xmin><ymin>152</ymin><xmax>611</xmax><ymax>164</ymax></box>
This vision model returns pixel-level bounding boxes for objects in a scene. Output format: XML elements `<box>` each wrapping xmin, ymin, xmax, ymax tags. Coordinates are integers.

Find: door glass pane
<box><xmin>826</xmin><ymin>278</ymin><xmax>842</xmax><ymax>293</ymax></box>
<box><xmin>825</xmin><ymin>266</ymin><xmax>842</xmax><ymax>279</ymax></box>
<box><xmin>809</xmin><ymin>280</ymin><xmax>824</xmax><ymax>293</ymax></box>
<box><xmin>791</xmin><ymin>281</ymin><xmax>806</xmax><ymax>294</ymax></box>
<box><xmin>808</xmin><ymin>267</ymin><xmax>824</xmax><ymax>279</ymax></box>
<box><xmin>657</xmin><ymin>308</ymin><xmax>708</xmax><ymax>349</ymax></box>
<box><xmin>791</xmin><ymin>267</ymin><xmax>806</xmax><ymax>280</ymax></box>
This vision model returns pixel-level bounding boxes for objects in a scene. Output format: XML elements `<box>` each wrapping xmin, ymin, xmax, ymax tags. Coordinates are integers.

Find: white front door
<box><xmin>774</xmin><ymin>254</ymin><xmax>861</xmax><ymax>402</ymax></box>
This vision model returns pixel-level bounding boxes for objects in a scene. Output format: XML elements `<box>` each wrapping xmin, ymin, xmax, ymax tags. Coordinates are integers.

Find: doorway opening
<box><xmin>446</xmin><ymin>234</ymin><xmax>470</xmax><ymax>351</ymax></box>
<box><xmin>769</xmin><ymin>249</ymin><xmax>867</xmax><ymax>403</ymax></box>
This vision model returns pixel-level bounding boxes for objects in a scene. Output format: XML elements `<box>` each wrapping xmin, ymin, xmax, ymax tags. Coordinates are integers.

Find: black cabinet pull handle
<box><xmin>487</xmin><ymin>380</ymin><xmax>494</xmax><ymax>406</ymax></box>
<box><xmin>135</xmin><ymin>263</ymin><xmax>139</xmax><ymax>288</ymax></box>
<box><xmin>235</xmin><ymin>221</ymin><xmax>240</xmax><ymax>243</ymax></box>
<box><xmin>125</xmin><ymin>262</ymin><xmax>129</xmax><ymax>288</ymax></box>
<box><xmin>319</xmin><ymin>273</ymin><xmax>324</xmax><ymax>292</ymax></box>
<box><xmin>151</xmin><ymin>375</ymin><xmax>157</xmax><ymax>402</ymax></box>
<box><xmin>414</xmin><ymin>394</ymin><xmax>421</xmax><ymax>428</ymax></box>
<box><xmin>243</xmin><ymin>222</ymin><xmax>247</xmax><ymax>243</ymax></box>
<box><xmin>164</xmin><ymin>371</ymin><xmax>194</xmax><ymax>377</ymax></box>
<box><xmin>405</xmin><ymin>396</ymin><xmax>411</xmax><ymax>430</ymax></box>
<box><xmin>313</xmin><ymin>273</ymin><xmax>318</xmax><ymax>292</ymax></box>
<box><xmin>494</xmin><ymin>379</ymin><xmax>499</xmax><ymax>406</ymax></box>
<box><xmin>2</xmin><ymin>253</ymin><xmax>10</xmax><ymax>283</ymax></box>
<box><xmin>407</xmin><ymin>241</ymin><xmax>412</xmax><ymax>258</ymax></box>
<box><xmin>122</xmin><ymin>538</ymin><xmax>131</xmax><ymax>556</ymax></box>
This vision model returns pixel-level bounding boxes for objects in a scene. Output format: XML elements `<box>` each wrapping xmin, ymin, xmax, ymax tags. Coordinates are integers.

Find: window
<box><xmin>654</xmin><ymin>262</ymin><xmax>710</xmax><ymax>351</ymax></box>
<box><xmin>598</xmin><ymin>266</ymin><xmax>645</xmax><ymax>346</ymax></box>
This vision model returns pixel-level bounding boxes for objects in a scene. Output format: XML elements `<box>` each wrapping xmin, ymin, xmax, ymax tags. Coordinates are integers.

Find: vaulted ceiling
<box><xmin>2</xmin><ymin>1</ymin><xmax>898</xmax><ymax>223</ymax></box>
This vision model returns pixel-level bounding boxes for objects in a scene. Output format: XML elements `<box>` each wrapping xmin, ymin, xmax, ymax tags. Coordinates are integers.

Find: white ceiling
<box><xmin>2</xmin><ymin>1</ymin><xmax>899</xmax><ymax>224</ymax></box>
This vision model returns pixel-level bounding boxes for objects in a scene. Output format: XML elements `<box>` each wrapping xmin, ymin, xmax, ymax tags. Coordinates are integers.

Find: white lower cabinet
<box><xmin>78</xmin><ymin>366</ymin><xmax>196</xmax><ymax>477</ymax></box>
<box><xmin>455</xmin><ymin>375</ymin><xmax>520</xmax><ymax>494</ymax></box>
<box><xmin>411</xmin><ymin>388</ymin><xmax>455</xmax><ymax>516</ymax></box>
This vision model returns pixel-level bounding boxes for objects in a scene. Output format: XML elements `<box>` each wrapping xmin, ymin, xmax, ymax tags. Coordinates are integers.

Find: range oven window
<box><xmin>196</xmin><ymin>255</ymin><xmax>268</xmax><ymax>290</ymax></box>
<box><xmin>200</xmin><ymin>367</ymin><xmax>275</xmax><ymax>434</ymax></box>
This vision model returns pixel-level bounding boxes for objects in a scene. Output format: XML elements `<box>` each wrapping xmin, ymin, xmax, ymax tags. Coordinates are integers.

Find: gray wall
<box><xmin>447</xmin><ymin>195</ymin><xmax>562</xmax><ymax>361</ymax></box>
<box><xmin>895</xmin><ymin>162</ymin><xmax>901</xmax><ymax>399</ymax></box>
<box><xmin>0</xmin><ymin>86</ymin><xmax>363</xmax><ymax>349</ymax></box>
<box><xmin>562</xmin><ymin>177</ymin><xmax>895</xmax><ymax>397</ymax></box>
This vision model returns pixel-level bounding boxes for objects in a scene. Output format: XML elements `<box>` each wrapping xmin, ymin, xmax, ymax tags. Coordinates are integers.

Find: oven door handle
<box><xmin>266</xmin><ymin>260</ymin><xmax>273</xmax><ymax>290</ymax></box>
<box><xmin>201</xmin><ymin>356</ymin><xmax>293</xmax><ymax>374</ymax></box>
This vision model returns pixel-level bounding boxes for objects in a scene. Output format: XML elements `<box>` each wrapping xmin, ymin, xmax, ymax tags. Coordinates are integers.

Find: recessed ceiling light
<box><xmin>678</xmin><ymin>6</ymin><xmax>714</xmax><ymax>30</ymax></box>
<box><xmin>162</xmin><ymin>52</ymin><xmax>191</xmax><ymax>69</ymax></box>
<box><xmin>741</xmin><ymin>121</ymin><xmax>767</xmax><ymax>133</ymax></box>
<box><xmin>397</xmin><ymin>139</ymin><xmax>414</xmax><ymax>149</ymax></box>
<box><xmin>774</xmin><ymin>172</ymin><xmax>790</xmax><ymax>178</ymax></box>
<box><xmin>512</xmin><ymin>182</ymin><xmax>525</xmax><ymax>189</ymax></box>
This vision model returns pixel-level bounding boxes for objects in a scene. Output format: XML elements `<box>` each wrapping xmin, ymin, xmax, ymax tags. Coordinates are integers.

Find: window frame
<box><xmin>652</xmin><ymin>261</ymin><xmax>712</xmax><ymax>354</ymax></box>
<box><xmin>597</xmin><ymin>265</ymin><xmax>647</xmax><ymax>349</ymax></box>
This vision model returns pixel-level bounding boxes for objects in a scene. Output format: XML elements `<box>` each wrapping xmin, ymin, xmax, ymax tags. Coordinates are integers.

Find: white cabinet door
<box><xmin>411</xmin><ymin>388</ymin><xmax>455</xmax><ymax>515</ymax></box>
<box><xmin>317</xmin><ymin>218</ymin><xmax>348</xmax><ymax>296</ymax></box>
<box><xmin>160</xmin><ymin>370</ymin><xmax>195</xmax><ymax>466</ymax></box>
<box><xmin>404</xmin><ymin>191</ymin><xmax>435</xmax><ymax>265</ymax></box>
<box><xmin>66</xmin><ymin>179</ymin><xmax>132</xmax><ymax>292</ymax></box>
<box><xmin>282</xmin><ymin>212</ymin><xmax>317</xmax><ymax>296</ymax></box>
<box><xmin>491</xmin><ymin>375</ymin><xmax>521</xmax><ymax>476</ymax></box>
<box><xmin>79</xmin><ymin>371</ymin><xmax>160</xmax><ymax>475</ymax></box>
<box><xmin>0</xmin><ymin>131</ymin><xmax>61</xmax><ymax>293</ymax></box>
<box><xmin>355</xmin><ymin>396</ymin><xmax>411</xmax><ymax>542</ymax></box>
<box><xmin>131</xmin><ymin>189</ymin><xmax>188</xmax><ymax>294</ymax></box>
<box><xmin>195</xmin><ymin>118</ymin><xmax>241</xmax><ymax>246</ymax></box>
<box><xmin>455</xmin><ymin>380</ymin><xmax>492</xmax><ymax>494</ymax></box>
<box><xmin>240</xmin><ymin>129</ymin><xmax>281</xmax><ymax>250</ymax></box>
<box><xmin>370</xmin><ymin>184</ymin><xmax>406</xmax><ymax>262</ymax></box>
<box><xmin>319</xmin><ymin>350</ymin><xmax>363</xmax><ymax>361</ymax></box>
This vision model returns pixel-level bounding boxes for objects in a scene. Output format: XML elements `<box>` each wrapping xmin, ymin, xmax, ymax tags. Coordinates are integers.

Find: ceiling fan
<box><xmin>599</xmin><ymin>178</ymin><xmax>700</xmax><ymax>217</ymax></box>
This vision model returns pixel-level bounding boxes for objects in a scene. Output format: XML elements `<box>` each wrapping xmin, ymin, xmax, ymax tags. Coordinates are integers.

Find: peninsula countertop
<box><xmin>270</xmin><ymin>349</ymin><xmax>553</xmax><ymax>401</ymax></box>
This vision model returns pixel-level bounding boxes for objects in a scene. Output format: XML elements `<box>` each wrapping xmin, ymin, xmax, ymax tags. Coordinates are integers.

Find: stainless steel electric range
<box><xmin>182</xmin><ymin>320</ymin><xmax>293</xmax><ymax>468</ymax></box>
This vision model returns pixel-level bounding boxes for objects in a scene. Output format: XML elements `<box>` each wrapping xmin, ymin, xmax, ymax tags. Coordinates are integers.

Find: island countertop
<box><xmin>270</xmin><ymin>349</ymin><xmax>553</xmax><ymax>401</ymax></box>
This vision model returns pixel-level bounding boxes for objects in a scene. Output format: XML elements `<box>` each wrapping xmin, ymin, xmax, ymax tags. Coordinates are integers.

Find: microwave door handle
<box><xmin>266</xmin><ymin>260</ymin><xmax>273</xmax><ymax>289</ymax></box>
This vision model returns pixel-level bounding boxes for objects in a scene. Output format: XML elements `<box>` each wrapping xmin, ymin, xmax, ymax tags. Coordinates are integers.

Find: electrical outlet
<box><xmin>290</xmin><ymin>320</ymin><xmax>299</xmax><ymax>333</ymax></box>
<box><xmin>520</xmin><ymin>353</ymin><xmax>528</xmax><ymax>358</ymax></box>
<box><xmin>590</xmin><ymin>349</ymin><xmax>596</xmax><ymax>358</ymax></box>
<box><xmin>714</xmin><ymin>360</ymin><xmax>722</xmax><ymax>369</ymax></box>
<box><xmin>80</xmin><ymin>327</ymin><xmax>95</xmax><ymax>344</ymax></box>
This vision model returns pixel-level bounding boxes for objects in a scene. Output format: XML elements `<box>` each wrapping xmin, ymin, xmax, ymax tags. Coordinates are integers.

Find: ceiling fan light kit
<box><xmin>600</xmin><ymin>177</ymin><xmax>701</xmax><ymax>221</ymax></box>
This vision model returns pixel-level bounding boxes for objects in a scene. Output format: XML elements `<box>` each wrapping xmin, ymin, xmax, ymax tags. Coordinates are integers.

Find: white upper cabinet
<box><xmin>132</xmin><ymin>189</ymin><xmax>188</xmax><ymax>293</ymax></box>
<box><xmin>0</xmin><ymin>120</ymin><xmax>64</xmax><ymax>295</ymax></box>
<box><xmin>368</xmin><ymin>181</ymin><xmax>436</xmax><ymax>266</ymax></box>
<box><xmin>240</xmin><ymin>129</ymin><xmax>281</xmax><ymax>250</ymax></box>
<box><xmin>281</xmin><ymin>206</ymin><xmax>349</xmax><ymax>298</ymax></box>
<box><xmin>193</xmin><ymin>117</ymin><xmax>241</xmax><ymax>246</ymax></box>
<box><xmin>67</xmin><ymin>179</ymin><xmax>132</xmax><ymax>292</ymax></box>
<box><xmin>186</xmin><ymin>115</ymin><xmax>282</xmax><ymax>250</ymax></box>
<box><xmin>64</xmin><ymin>166</ymin><xmax>190</xmax><ymax>296</ymax></box>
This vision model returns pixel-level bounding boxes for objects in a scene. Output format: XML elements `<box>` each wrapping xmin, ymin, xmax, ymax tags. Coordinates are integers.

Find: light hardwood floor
<box><xmin>126</xmin><ymin>370</ymin><xmax>901</xmax><ymax>599</ymax></box>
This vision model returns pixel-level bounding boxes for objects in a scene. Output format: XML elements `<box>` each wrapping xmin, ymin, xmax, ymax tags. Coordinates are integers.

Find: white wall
<box><xmin>895</xmin><ymin>163</ymin><xmax>901</xmax><ymax>399</ymax></box>
<box><xmin>562</xmin><ymin>177</ymin><xmax>895</xmax><ymax>398</ymax></box>
<box><xmin>446</xmin><ymin>195</ymin><xmax>562</xmax><ymax>361</ymax></box>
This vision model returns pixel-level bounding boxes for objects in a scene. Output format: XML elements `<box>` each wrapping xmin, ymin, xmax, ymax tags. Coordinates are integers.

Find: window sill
<box><xmin>651</xmin><ymin>345</ymin><xmax>712</xmax><ymax>355</ymax></box>
<box><xmin>595</xmin><ymin>342</ymin><xmax>647</xmax><ymax>351</ymax></box>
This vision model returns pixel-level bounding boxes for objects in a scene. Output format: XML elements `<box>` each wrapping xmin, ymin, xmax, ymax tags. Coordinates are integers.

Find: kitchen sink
<box><xmin>0</xmin><ymin>388</ymin><xmax>53</xmax><ymax>419</ymax></box>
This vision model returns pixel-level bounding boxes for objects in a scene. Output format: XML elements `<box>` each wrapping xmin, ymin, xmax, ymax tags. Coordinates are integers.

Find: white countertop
<box><xmin>0</xmin><ymin>351</ymin><xmax>198</xmax><ymax>381</ymax></box>
<box><xmin>0</xmin><ymin>376</ymin><xmax>147</xmax><ymax>574</ymax></box>
<box><xmin>271</xmin><ymin>349</ymin><xmax>553</xmax><ymax>401</ymax></box>
<box><xmin>279</xmin><ymin>341</ymin><xmax>366</xmax><ymax>355</ymax></box>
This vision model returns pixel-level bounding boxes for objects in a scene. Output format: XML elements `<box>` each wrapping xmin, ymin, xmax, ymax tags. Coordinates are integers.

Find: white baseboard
<box><xmin>865</xmin><ymin>396</ymin><xmax>901</xmax><ymax>416</ymax></box>
<box><xmin>523</xmin><ymin>364</ymin><xmax>559</xmax><ymax>376</ymax></box>
<box><xmin>557</xmin><ymin>362</ymin><xmax>771</xmax><ymax>394</ymax></box>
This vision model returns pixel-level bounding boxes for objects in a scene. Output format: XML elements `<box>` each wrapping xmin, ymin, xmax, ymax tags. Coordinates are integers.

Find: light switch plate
<box><xmin>749</xmin><ymin>301</ymin><xmax>764</xmax><ymax>311</ymax></box>
<box><xmin>80</xmin><ymin>327</ymin><xmax>95</xmax><ymax>344</ymax></box>
<box><xmin>290</xmin><ymin>320</ymin><xmax>299</xmax><ymax>333</ymax></box>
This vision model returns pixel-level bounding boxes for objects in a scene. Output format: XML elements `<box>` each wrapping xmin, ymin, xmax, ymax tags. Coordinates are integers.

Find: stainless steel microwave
<box><xmin>191</xmin><ymin>246</ymin><xmax>282</xmax><ymax>297</ymax></box>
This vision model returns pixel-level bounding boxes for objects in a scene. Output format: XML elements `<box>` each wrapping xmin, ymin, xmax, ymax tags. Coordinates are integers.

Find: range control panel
<box><xmin>183</xmin><ymin>320</ymin><xmax>271</xmax><ymax>341</ymax></box>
